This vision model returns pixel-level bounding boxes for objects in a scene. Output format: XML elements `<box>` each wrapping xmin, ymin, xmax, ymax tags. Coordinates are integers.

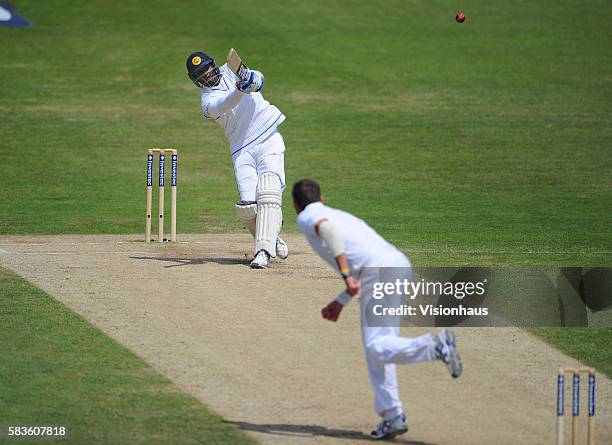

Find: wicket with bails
<box><xmin>557</xmin><ymin>367</ymin><xmax>596</xmax><ymax>445</ymax></box>
<box><xmin>145</xmin><ymin>148</ymin><xmax>177</xmax><ymax>242</ymax></box>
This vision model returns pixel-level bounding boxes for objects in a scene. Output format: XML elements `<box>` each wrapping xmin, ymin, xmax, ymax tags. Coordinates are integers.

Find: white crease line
<box><xmin>0</xmin><ymin>248</ymin><xmax>8</xmax><ymax>254</ymax></box>
<box><xmin>0</xmin><ymin>241</ymin><xmax>185</xmax><ymax>247</ymax></box>
<box><xmin>11</xmin><ymin>251</ymin><xmax>155</xmax><ymax>256</ymax></box>
<box><xmin>0</xmin><ymin>242</ymin><xmax>129</xmax><ymax>247</ymax></box>
<box><xmin>0</xmin><ymin>243</ymin><xmax>46</xmax><ymax>246</ymax></box>
<box><xmin>0</xmin><ymin>243</ymin><xmax>610</xmax><ymax>255</ymax></box>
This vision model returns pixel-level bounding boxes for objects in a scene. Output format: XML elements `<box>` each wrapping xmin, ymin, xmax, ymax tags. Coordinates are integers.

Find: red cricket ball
<box><xmin>456</xmin><ymin>12</ymin><xmax>466</xmax><ymax>23</ymax></box>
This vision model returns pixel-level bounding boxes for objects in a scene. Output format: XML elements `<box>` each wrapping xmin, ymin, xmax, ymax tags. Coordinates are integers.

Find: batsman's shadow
<box><xmin>225</xmin><ymin>420</ymin><xmax>437</xmax><ymax>444</ymax></box>
<box><xmin>129</xmin><ymin>256</ymin><xmax>251</xmax><ymax>268</ymax></box>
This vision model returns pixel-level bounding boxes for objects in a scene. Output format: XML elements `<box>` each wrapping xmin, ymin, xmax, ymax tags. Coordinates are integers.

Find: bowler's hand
<box><xmin>345</xmin><ymin>276</ymin><xmax>360</xmax><ymax>297</ymax></box>
<box><xmin>322</xmin><ymin>301</ymin><xmax>343</xmax><ymax>322</ymax></box>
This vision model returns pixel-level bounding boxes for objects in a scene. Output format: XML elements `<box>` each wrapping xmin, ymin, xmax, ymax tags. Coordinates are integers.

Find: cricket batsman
<box><xmin>186</xmin><ymin>50</ymin><xmax>288</xmax><ymax>268</ymax></box>
<box><xmin>292</xmin><ymin>179</ymin><xmax>463</xmax><ymax>440</ymax></box>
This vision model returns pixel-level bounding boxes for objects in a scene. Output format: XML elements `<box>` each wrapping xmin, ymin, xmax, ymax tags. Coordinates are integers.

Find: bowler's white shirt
<box><xmin>296</xmin><ymin>202</ymin><xmax>408</xmax><ymax>275</ymax></box>
<box><xmin>201</xmin><ymin>64</ymin><xmax>285</xmax><ymax>156</ymax></box>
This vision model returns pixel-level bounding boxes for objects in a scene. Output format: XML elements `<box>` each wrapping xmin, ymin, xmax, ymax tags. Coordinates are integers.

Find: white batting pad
<box><xmin>255</xmin><ymin>172</ymin><xmax>283</xmax><ymax>256</ymax></box>
<box><xmin>235</xmin><ymin>202</ymin><xmax>257</xmax><ymax>237</ymax></box>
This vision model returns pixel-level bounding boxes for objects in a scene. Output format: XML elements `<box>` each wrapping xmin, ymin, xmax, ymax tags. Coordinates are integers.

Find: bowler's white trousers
<box><xmin>358</xmin><ymin>253</ymin><xmax>438</xmax><ymax>420</ymax></box>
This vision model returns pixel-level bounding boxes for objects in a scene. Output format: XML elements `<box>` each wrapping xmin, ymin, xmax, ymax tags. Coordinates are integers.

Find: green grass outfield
<box><xmin>1</xmin><ymin>0</ymin><xmax>610</xmax><ymax>266</ymax></box>
<box><xmin>0</xmin><ymin>267</ymin><xmax>257</xmax><ymax>444</ymax></box>
<box><xmin>1</xmin><ymin>0</ymin><xmax>611</xmax><ymax>440</ymax></box>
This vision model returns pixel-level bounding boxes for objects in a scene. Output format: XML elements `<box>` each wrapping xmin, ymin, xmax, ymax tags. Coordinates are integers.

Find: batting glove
<box><xmin>236</xmin><ymin>70</ymin><xmax>264</xmax><ymax>93</ymax></box>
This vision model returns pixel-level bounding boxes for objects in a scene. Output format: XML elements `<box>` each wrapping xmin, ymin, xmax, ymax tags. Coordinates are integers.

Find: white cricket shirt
<box><xmin>200</xmin><ymin>64</ymin><xmax>285</xmax><ymax>156</ymax></box>
<box><xmin>296</xmin><ymin>202</ymin><xmax>408</xmax><ymax>275</ymax></box>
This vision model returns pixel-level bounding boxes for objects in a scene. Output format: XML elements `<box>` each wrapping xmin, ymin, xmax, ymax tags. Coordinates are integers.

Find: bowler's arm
<box><xmin>315</xmin><ymin>218</ymin><xmax>359</xmax><ymax>321</ymax></box>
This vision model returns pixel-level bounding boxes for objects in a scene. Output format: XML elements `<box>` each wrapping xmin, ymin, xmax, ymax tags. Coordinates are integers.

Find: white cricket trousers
<box><xmin>232</xmin><ymin>130</ymin><xmax>286</xmax><ymax>202</ymax></box>
<box><xmin>359</xmin><ymin>255</ymin><xmax>438</xmax><ymax>420</ymax></box>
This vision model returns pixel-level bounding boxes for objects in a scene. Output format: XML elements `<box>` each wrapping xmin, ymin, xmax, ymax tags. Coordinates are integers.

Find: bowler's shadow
<box><xmin>129</xmin><ymin>256</ymin><xmax>251</xmax><ymax>268</ymax></box>
<box><xmin>225</xmin><ymin>420</ymin><xmax>437</xmax><ymax>444</ymax></box>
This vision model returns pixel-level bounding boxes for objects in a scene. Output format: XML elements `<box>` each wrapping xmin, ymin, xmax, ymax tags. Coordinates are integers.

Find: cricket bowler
<box><xmin>186</xmin><ymin>50</ymin><xmax>288</xmax><ymax>268</ymax></box>
<box><xmin>292</xmin><ymin>179</ymin><xmax>463</xmax><ymax>440</ymax></box>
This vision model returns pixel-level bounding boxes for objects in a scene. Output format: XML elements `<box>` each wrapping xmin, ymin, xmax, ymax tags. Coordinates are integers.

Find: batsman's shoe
<box><xmin>370</xmin><ymin>414</ymin><xmax>408</xmax><ymax>440</ymax></box>
<box><xmin>250</xmin><ymin>250</ymin><xmax>270</xmax><ymax>269</ymax></box>
<box><xmin>435</xmin><ymin>328</ymin><xmax>463</xmax><ymax>378</ymax></box>
<box><xmin>276</xmin><ymin>237</ymin><xmax>289</xmax><ymax>259</ymax></box>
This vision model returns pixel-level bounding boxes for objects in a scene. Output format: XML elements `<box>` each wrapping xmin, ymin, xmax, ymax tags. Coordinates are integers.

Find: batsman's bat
<box><xmin>226</xmin><ymin>48</ymin><xmax>250</xmax><ymax>81</ymax></box>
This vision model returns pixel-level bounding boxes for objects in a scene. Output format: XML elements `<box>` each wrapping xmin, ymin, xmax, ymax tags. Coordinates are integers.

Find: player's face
<box><xmin>196</xmin><ymin>64</ymin><xmax>221</xmax><ymax>88</ymax></box>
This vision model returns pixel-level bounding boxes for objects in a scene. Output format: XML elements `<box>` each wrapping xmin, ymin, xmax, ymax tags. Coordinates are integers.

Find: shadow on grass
<box><xmin>129</xmin><ymin>256</ymin><xmax>251</xmax><ymax>268</ymax></box>
<box><xmin>225</xmin><ymin>420</ymin><xmax>437</xmax><ymax>444</ymax></box>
